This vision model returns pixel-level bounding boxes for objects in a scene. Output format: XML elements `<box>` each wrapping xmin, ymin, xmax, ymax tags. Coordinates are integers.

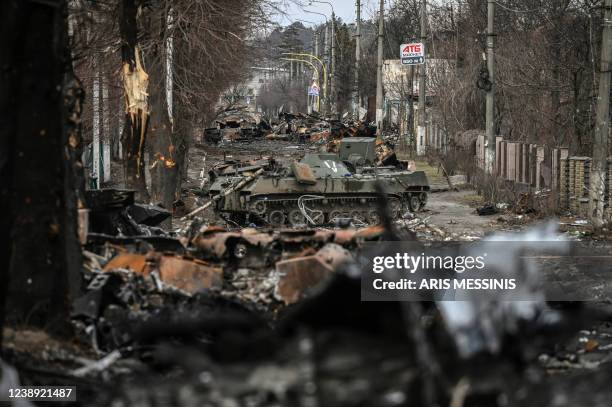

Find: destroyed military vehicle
<box><xmin>208</xmin><ymin>139</ymin><xmax>430</xmax><ymax>226</ymax></box>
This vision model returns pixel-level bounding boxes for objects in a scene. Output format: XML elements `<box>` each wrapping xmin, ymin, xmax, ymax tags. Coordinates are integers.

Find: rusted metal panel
<box><xmin>157</xmin><ymin>255</ymin><xmax>223</xmax><ymax>293</ymax></box>
<box><xmin>103</xmin><ymin>252</ymin><xmax>222</xmax><ymax>294</ymax></box>
<box><xmin>275</xmin><ymin>244</ymin><xmax>351</xmax><ymax>305</ymax></box>
<box><xmin>103</xmin><ymin>252</ymin><xmax>147</xmax><ymax>273</ymax></box>
<box><xmin>193</xmin><ymin>228</ymin><xmax>275</xmax><ymax>258</ymax></box>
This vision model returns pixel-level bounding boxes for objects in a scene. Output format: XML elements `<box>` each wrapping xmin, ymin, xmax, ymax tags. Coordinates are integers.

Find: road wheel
<box><xmin>367</xmin><ymin>210</ymin><xmax>381</xmax><ymax>225</ymax></box>
<box><xmin>328</xmin><ymin>210</ymin><xmax>344</xmax><ymax>222</ymax></box>
<box><xmin>250</xmin><ymin>200</ymin><xmax>267</xmax><ymax>215</ymax></box>
<box><xmin>419</xmin><ymin>192</ymin><xmax>428</xmax><ymax>210</ymax></box>
<box><xmin>389</xmin><ymin>199</ymin><xmax>402</xmax><ymax>218</ymax></box>
<box><xmin>408</xmin><ymin>195</ymin><xmax>421</xmax><ymax>212</ymax></box>
<box><xmin>350</xmin><ymin>211</ymin><xmax>366</xmax><ymax>224</ymax></box>
<box><xmin>310</xmin><ymin>211</ymin><xmax>325</xmax><ymax>225</ymax></box>
<box><xmin>268</xmin><ymin>210</ymin><xmax>285</xmax><ymax>227</ymax></box>
<box><xmin>288</xmin><ymin>209</ymin><xmax>306</xmax><ymax>226</ymax></box>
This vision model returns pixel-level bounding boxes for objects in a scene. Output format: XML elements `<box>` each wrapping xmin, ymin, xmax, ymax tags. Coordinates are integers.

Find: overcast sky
<box><xmin>275</xmin><ymin>0</ymin><xmax>384</xmax><ymax>27</ymax></box>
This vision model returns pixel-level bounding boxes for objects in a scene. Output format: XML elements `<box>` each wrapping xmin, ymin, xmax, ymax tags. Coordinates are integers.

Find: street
<box><xmin>2</xmin><ymin>0</ymin><xmax>612</xmax><ymax>406</ymax></box>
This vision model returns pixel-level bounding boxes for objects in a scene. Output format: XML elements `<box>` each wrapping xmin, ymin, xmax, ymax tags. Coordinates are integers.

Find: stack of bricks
<box><xmin>568</xmin><ymin>157</ymin><xmax>590</xmax><ymax>215</ymax></box>
<box><xmin>551</xmin><ymin>148</ymin><xmax>569</xmax><ymax>190</ymax></box>
<box><xmin>568</xmin><ymin>159</ymin><xmax>576</xmax><ymax>211</ymax></box>
<box><xmin>559</xmin><ymin>157</ymin><xmax>570</xmax><ymax>209</ymax></box>
<box><xmin>582</xmin><ymin>158</ymin><xmax>591</xmax><ymax>217</ymax></box>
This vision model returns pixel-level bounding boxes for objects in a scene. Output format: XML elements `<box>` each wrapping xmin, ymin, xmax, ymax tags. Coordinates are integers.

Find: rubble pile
<box><xmin>71</xmin><ymin>191</ymin><xmax>391</xmax><ymax>355</ymax></box>
<box><xmin>5</xmin><ymin>213</ymin><xmax>612</xmax><ymax>406</ymax></box>
<box><xmin>265</xmin><ymin>112</ymin><xmax>330</xmax><ymax>142</ymax></box>
<box><xmin>208</xmin><ymin>108</ymin><xmax>379</xmax><ymax>148</ymax></box>
<box><xmin>203</xmin><ymin>107</ymin><xmax>272</xmax><ymax>144</ymax></box>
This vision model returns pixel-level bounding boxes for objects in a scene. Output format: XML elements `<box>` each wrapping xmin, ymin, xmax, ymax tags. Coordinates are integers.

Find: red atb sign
<box><xmin>400</xmin><ymin>42</ymin><xmax>425</xmax><ymax>65</ymax></box>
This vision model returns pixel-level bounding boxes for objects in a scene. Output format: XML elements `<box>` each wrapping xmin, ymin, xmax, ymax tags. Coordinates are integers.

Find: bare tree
<box><xmin>120</xmin><ymin>0</ymin><xmax>150</xmax><ymax>201</ymax></box>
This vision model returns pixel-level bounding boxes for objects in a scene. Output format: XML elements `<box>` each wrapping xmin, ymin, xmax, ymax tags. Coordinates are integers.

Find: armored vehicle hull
<box><xmin>209</xmin><ymin>153</ymin><xmax>429</xmax><ymax>226</ymax></box>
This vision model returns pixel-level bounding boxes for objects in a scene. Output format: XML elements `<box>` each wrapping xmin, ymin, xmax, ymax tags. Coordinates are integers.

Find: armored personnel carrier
<box><xmin>208</xmin><ymin>143</ymin><xmax>429</xmax><ymax>226</ymax></box>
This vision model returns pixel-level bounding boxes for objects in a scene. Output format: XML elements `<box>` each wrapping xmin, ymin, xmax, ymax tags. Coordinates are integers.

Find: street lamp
<box><xmin>302</xmin><ymin>9</ymin><xmax>328</xmax><ymax>59</ymax></box>
<box><xmin>283</xmin><ymin>52</ymin><xmax>327</xmax><ymax>108</ymax></box>
<box><xmin>303</xmin><ymin>8</ymin><xmax>335</xmax><ymax>115</ymax></box>
<box><xmin>294</xmin><ymin>19</ymin><xmax>321</xmax><ymax>55</ymax></box>
<box><xmin>308</xmin><ymin>1</ymin><xmax>336</xmax><ymax>116</ymax></box>
<box><xmin>281</xmin><ymin>57</ymin><xmax>321</xmax><ymax>112</ymax></box>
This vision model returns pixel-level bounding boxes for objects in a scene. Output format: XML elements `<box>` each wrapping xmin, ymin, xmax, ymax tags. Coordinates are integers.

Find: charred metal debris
<box><xmin>201</xmin><ymin>107</ymin><xmax>378</xmax><ymax>146</ymax></box>
<box><xmin>4</xmin><ymin>206</ymin><xmax>612</xmax><ymax>406</ymax></box>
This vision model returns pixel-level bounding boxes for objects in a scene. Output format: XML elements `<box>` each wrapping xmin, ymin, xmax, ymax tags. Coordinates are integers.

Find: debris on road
<box><xmin>476</xmin><ymin>203</ymin><xmax>498</xmax><ymax>216</ymax></box>
<box><xmin>202</xmin><ymin>107</ymin><xmax>271</xmax><ymax>143</ymax></box>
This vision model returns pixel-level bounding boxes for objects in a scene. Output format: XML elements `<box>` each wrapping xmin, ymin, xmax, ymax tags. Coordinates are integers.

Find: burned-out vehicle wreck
<box><xmin>208</xmin><ymin>138</ymin><xmax>430</xmax><ymax>226</ymax></box>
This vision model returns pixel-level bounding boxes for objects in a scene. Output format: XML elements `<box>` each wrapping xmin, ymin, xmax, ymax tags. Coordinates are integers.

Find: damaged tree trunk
<box><xmin>149</xmin><ymin>87</ymin><xmax>178</xmax><ymax>217</ymax></box>
<box><xmin>173</xmin><ymin>102</ymin><xmax>190</xmax><ymax>200</ymax></box>
<box><xmin>148</xmin><ymin>7</ymin><xmax>177</xmax><ymax>216</ymax></box>
<box><xmin>120</xmin><ymin>0</ymin><xmax>150</xmax><ymax>202</ymax></box>
<box><xmin>148</xmin><ymin>4</ymin><xmax>181</xmax><ymax>222</ymax></box>
<box><xmin>0</xmin><ymin>0</ymin><xmax>84</xmax><ymax>334</ymax></box>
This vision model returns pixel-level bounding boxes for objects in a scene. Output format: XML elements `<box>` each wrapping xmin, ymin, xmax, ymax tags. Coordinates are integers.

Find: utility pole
<box><xmin>589</xmin><ymin>0</ymin><xmax>612</xmax><ymax>226</ymax></box>
<box><xmin>353</xmin><ymin>0</ymin><xmax>361</xmax><ymax>119</ymax></box>
<box><xmin>324</xmin><ymin>23</ymin><xmax>330</xmax><ymax>114</ymax></box>
<box><xmin>485</xmin><ymin>0</ymin><xmax>496</xmax><ymax>173</ymax></box>
<box><xmin>409</xmin><ymin>64</ymin><xmax>415</xmax><ymax>154</ymax></box>
<box><xmin>314</xmin><ymin>30</ymin><xmax>320</xmax><ymax>112</ymax></box>
<box><xmin>417</xmin><ymin>0</ymin><xmax>426</xmax><ymax>155</ymax></box>
<box><xmin>102</xmin><ymin>75</ymin><xmax>111</xmax><ymax>183</ymax></box>
<box><xmin>375</xmin><ymin>0</ymin><xmax>384</xmax><ymax>138</ymax></box>
<box><xmin>330</xmin><ymin>12</ymin><xmax>336</xmax><ymax>116</ymax></box>
<box><xmin>92</xmin><ymin>58</ymin><xmax>100</xmax><ymax>189</ymax></box>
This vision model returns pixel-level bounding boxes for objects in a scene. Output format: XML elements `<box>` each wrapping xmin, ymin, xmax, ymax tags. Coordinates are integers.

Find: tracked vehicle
<box><xmin>208</xmin><ymin>141</ymin><xmax>429</xmax><ymax>226</ymax></box>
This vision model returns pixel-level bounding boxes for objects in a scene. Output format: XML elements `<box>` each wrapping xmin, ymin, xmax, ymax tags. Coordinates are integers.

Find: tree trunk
<box><xmin>0</xmin><ymin>0</ymin><xmax>84</xmax><ymax>335</ymax></box>
<box><xmin>148</xmin><ymin>6</ymin><xmax>179</xmax><ymax>220</ymax></box>
<box><xmin>589</xmin><ymin>0</ymin><xmax>612</xmax><ymax>226</ymax></box>
<box><xmin>120</xmin><ymin>0</ymin><xmax>150</xmax><ymax>202</ymax></box>
<box><xmin>173</xmin><ymin>97</ymin><xmax>191</xmax><ymax>205</ymax></box>
<box><xmin>149</xmin><ymin>63</ymin><xmax>178</xmax><ymax>214</ymax></box>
